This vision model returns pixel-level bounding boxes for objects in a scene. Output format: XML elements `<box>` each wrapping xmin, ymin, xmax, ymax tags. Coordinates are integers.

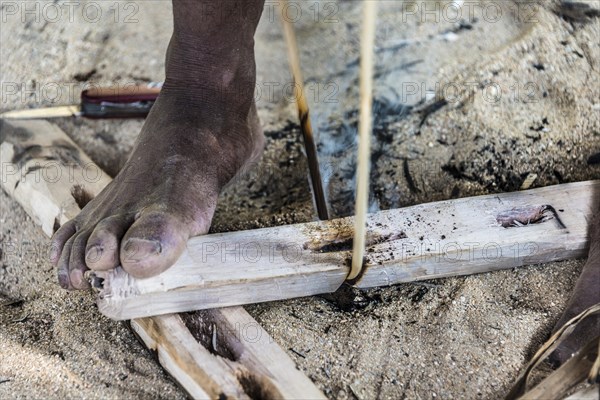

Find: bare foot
<box><xmin>549</xmin><ymin>211</ymin><xmax>600</xmax><ymax>366</ymax></box>
<box><xmin>50</xmin><ymin>0</ymin><xmax>265</xmax><ymax>289</ymax></box>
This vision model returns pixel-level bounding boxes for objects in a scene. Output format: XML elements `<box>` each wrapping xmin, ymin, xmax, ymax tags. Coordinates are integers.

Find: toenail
<box><xmin>57</xmin><ymin>271</ymin><xmax>70</xmax><ymax>289</ymax></box>
<box><xmin>48</xmin><ymin>243</ymin><xmax>61</xmax><ymax>263</ymax></box>
<box><xmin>86</xmin><ymin>246</ymin><xmax>103</xmax><ymax>263</ymax></box>
<box><xmin>123</xmin><ymin>239</ymin><xmax>162</xmax><ymax>261</ymax></box>
<box><xmin>70</xmin><ymin>270</ymin><xmax>83</xmax><ymax>287</ymax></box>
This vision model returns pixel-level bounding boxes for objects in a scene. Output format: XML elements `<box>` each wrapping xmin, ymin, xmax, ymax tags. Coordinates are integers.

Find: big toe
<box><xmin>120</xmin><ymin>212</ymin><xmax>189</xmax><ymax>278</ymax></box>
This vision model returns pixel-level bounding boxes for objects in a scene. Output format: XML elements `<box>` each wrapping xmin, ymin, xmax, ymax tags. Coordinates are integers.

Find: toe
<box><xmin>50</xmin><ymin>219</ymin><xmax>77</xmax><ymax>264</ymax></box>
<box><xmin>57</xmin><ymin>234</ymin><xmax>76</xmax><ymax>289</ymax></box>
<box><xmin>68</xmin><ymin>230</ymin><xmax>93</xmax><ymax>290</ymax></box>
<box><xmin>85</xmin><ymin>215</ymin><xmax>131</xmax><ymax>271</ymax></box>
<box><xmin>120</xmin><ymin>212</ymin><xmax>189</xmax><ymax>278</ymax></box>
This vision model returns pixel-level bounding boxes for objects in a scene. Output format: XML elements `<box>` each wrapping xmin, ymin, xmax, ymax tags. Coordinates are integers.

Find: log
<box><xmin>0</xmin><ymin>119</ymin><xmax>325</xmax><ymax>399</ymax></box>
<box><xmin>91</xmin><ymin>180</ymin><xmax>596</xmax><ymax>320</ymax></box>
<box><xmin>0</xmin><ymin>119</ymin><xmax>112</xmax><ymax>236</ymax></box>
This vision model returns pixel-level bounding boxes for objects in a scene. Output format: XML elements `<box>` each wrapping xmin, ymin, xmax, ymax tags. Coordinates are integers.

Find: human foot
<box><xmin>50</xmin><ymin>0</ymin><xmax>266</xmax><ymax>289</ymax></box>
<box><xmin>51</xmin><ymin>92</ymin><xmax>264</xmax><ymax>289</ymax></box>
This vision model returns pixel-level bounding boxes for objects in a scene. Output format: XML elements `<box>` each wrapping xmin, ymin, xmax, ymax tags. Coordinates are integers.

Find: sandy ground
<box><xmin>1</xmin><ymin>0</ymin><xmax>599</xmax><ymax>398</ymax></box>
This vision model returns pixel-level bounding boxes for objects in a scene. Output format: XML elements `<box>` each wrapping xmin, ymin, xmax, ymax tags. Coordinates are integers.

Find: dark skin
<box><xmin>50</xmin><ymin>0</ymin><xmax>596</xmax><ymax>368</ymax></box>
<box><xmin>51</xmin><ymin>0</ymin><xmax>266</xmax><ymax>283</ymax></box>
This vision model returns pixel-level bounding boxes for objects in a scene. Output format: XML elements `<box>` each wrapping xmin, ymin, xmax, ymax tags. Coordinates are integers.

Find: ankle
<box><xmin>162</xmin><ymin>46</ymin><xmax>256</xmax><ymax>112</ymax></box>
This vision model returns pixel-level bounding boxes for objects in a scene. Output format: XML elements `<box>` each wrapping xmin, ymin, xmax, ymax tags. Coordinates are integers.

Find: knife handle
<box><xmin>81</xmin><ymin>84</ymin><xmax>161</xmax><ymax>119</ymax></box>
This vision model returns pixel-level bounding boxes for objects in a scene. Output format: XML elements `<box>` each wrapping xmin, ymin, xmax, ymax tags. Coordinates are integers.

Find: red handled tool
<box><xmin>1</xmin><ymin>84</ymin><xmax>161</xmax><ymax>119</ymax></box>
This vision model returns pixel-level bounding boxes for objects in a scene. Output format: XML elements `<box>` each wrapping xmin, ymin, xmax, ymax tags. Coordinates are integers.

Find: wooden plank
<box><xmin>0</xmin><ymin>119</ymin><xmax>325</xmax><ymax>399</ymax></box>
<box><xmin>90</xmin><ymin>179</ymin><xmax>596</xmax><ymax>320</ymax></box>
<box><xmin>130</xmin><ymin>311</ymin><xmax>325</xmax><ymax>399</ymax></box>
<box><xmin>2</xmin><ymin>120</ymin><xmax>595</xmax><ymax>323</ymax></box>
<box><xmin>0</xmin><ymin>119</ymin><xmax>112</xmax><ymax>236</ymax></box>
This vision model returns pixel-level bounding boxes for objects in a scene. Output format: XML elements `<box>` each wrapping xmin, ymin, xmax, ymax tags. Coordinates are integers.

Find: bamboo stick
<box><xmin>350</xmin><ymin>0</ymin><xmax>378</xmax><ymax>280</ymax></box>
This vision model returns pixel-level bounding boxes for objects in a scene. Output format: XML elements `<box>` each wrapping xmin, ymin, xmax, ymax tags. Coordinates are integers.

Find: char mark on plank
<box><xmin>345</xmin><ymin>256</ymin><xmax>369</xmax><ymax>286</ymax></box>
<box><xmin>180</xmin><ymin>311</ymin><xmax>238</xmax><ymax>362</ymax></box>
<box><xmin>305</xmin><ymin>231</ymin><xmax>407</xmax><ymax>253</ymax></box>
<box><xmin>554</xmin><ymin>0</ymin><xmax>600</xmax><ymax>22</ymax></box>
<box><xmin>11</xmin><ymin>141</ymin><xmax>82</xmax><ymax>168</ymax></box>
<box><xmin>0</xmin><ymin>120</ymin><xmax>33</xmax><ymax>144</ymax></box>
<box><xmin>71</xmin><ymin>184</ymin><xmax>94</xmax><ymax>209</ymax></box>
<box><xmin>11</xmin><ymin>144</ymin><xmax>43</xmax><ymax>165</ymax></box>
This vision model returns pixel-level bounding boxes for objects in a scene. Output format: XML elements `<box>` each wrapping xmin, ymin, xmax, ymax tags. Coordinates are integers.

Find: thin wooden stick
<box><xmin>350</xmin><ymin>0</ymin><xmax>378</xmax><ymax>280</ymax></box>
<box><xmin>0</xmin><ymin>119</ymin><xmax>325</xmax><ymax>399</ymax></box>
<box><xmin>279</xmin><ymin>1</ymin><xmax>329</xmax><ymax>220</ymax></box>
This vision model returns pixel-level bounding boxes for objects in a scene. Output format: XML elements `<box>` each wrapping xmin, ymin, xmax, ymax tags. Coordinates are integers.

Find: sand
<box><xmin>1</xmin><ymin>0</ymin><xmax>599</xmax><ymax>398</ymax></box>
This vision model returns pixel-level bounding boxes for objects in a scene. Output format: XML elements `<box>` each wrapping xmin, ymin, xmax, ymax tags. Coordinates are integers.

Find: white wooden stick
<box><xmin>90</xmin><ymin>180</ymin><xmax>596</xmax><ymax>320</ymax></box>
<box><xmin>0</xmin><ymin>119</ymin><xmax>325</xmax><ymax>399</ymax></box>
<box><xmin>131</xmin><ymin>309</ymin><xmax>325</xmax><ymax>399</ymax></box>
<box><xmin>351</xmin><ymin>0</ymin><xmax>378</xmax><ymax>280</ymax></box>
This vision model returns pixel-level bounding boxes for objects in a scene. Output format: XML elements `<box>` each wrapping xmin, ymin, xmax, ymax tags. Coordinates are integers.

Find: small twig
<box><xmin>289</xmin><ymin>348</ymin><xmax>306</xmax><ymax>359</ymax></box>
<box><xmin>11</xmin><ymin>312</ymin><xmax>29</xmax><ymax>323</ymax></box>
<box><xmin>0</xmin><ymin>299</ymin><xmax>23</xmax><ymax>308</ymax></box>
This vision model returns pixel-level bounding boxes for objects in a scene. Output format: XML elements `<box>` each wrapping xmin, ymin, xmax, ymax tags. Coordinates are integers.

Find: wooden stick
<box><xmin>350</xmin><ymin>0</ymin><xmax>377</xmax><ymax>280</ymax></box>
<box><xmin>131</xmin><ymin>309</ymin><xmax>325</xmax><ymax>399</ymax></box>
<box><xmin>279</xmin><ymin>1</ymin><xmax>329</xmax><ymax>220</ymax></box>
<box><xmin>0</xmin><ymin>119</ymin><xmax>325</xmax><ymax>399</ymax></box>
<box><xmin>89</xmin><ymin>179</ymin><xmax>597</xmax><ymax>320</ymax></box>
